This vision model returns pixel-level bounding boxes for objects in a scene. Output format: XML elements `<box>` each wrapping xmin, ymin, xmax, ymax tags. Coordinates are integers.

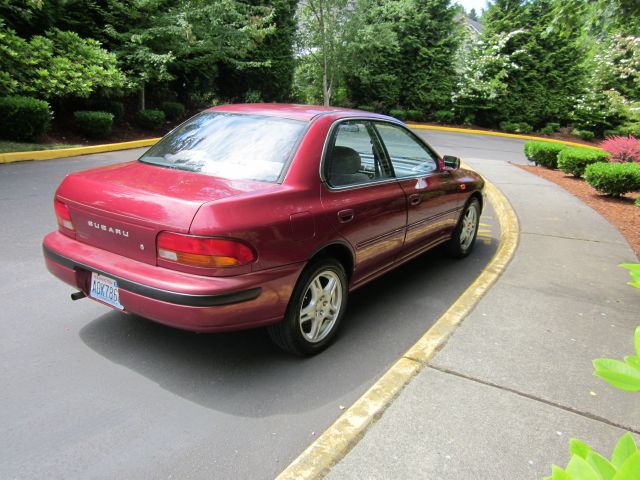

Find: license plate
<box><xmin>89</xmin><ymin>272</ymin><xmax>124</xmax><ymax>310</ymax></box>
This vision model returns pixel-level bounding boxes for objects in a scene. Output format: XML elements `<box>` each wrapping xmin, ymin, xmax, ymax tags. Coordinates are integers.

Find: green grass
<box><xmin>0</xmin><ymin>141</ymin><xmax>81</xmax><ymax>153</ymax></box>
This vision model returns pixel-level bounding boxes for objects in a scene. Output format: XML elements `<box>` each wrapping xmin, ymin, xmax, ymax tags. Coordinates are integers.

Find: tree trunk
<box><xmin>323</xmin><ymin>70</ymin><xmax>330</xmax><ymax>106</ymax></box>
<box><xmin>139</xmin><ymin>85</ymin><xmax>146</xmax><ymax>111</ymax></box>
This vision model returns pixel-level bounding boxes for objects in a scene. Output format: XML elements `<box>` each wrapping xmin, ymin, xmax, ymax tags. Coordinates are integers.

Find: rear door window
<box><xmin>325</xmin><ymin>121</ymin><xmax>393</xmax><ymax>188</ymax></box>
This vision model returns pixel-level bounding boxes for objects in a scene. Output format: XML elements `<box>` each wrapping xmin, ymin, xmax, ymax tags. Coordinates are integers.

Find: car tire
<box><xmin>268</xmin><ymin>257</ymin><xmax>348</xmax><ymax>356</ymax></box>
<box><xmin>446</xmin><ymin>197</ymin><xmax>480</xmax><ymax>258</ymax></box>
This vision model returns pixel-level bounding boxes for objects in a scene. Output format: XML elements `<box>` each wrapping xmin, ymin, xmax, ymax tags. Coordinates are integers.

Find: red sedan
<box><xmin>43</xmin><ymin>104</ymin><xmax>484</xmax><ymax>355</ymax></box>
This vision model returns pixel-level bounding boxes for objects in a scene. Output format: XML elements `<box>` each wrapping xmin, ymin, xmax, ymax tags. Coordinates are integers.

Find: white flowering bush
<box><xmin>572</xmin><ymin>35</ymin><xmax>640</xmax><ymax>134</ymax></box>
<box><xmin>452</xmin><ymin>30</ymin><xmax>528</xmax><ymax>121</ymax></box>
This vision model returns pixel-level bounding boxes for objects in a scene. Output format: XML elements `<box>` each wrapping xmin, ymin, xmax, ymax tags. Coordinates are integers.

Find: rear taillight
<box><xmin>54</xmin><ymin>199</ymin><xmax>75</xmax><ymax>232</ymax></box>
<box><xmin>157</xmin><ymin>232</ymin><xmax>256</xmax><ymax>268</ymax></box>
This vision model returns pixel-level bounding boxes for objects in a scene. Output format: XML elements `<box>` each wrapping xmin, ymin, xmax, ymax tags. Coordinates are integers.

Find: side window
<box><xmin>375</xmin><ymin>123</ymin><xmax>438</xmax><ymax>177</ymax></box>
<box><xmin>326</xmin><ymin>121</ymin><xmax>392</xmax><ymax>187</ymax></box>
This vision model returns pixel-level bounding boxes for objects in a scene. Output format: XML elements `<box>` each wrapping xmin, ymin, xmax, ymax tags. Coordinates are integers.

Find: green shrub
<box><xmin>585</xmin><ymin>162</ymin><xmax>640</xmax><ymax>196</ymax></box>
<box><xmin>499</xmin><ymin>121</ymin><xmax>518</xmax><ymax>132</ymax></box>
<box><xmin>618</xmin><ymin>122</ymin><xmax>640</xmax><ymax>138</ymax></box>
<box><xmin>389</xmin><ymin>109</ymin><xmax>407</xmax><ymax>121</ymax></box>
<box><xmin>405</xmin><ymin>109</ymin><xmax>424</xmax><ymax>122</ymax></box>
<box><xmin>636</xmin><ymin>197</ymin><xmax>640</xmax><ymax>208</ymax></box>
<box><xmin>462</xmin><ymin>113</ymin><xmax>475</xmax><ymax>125</ymax></box>
<box><xmin>244</xmin><ymin>90</ymin><xmax>262</xmax><ymax>103</ymax></box>
<box><xmin>161</xmin><ymin>101</ymin><xmax>185</xmax><ymax>121</ymax></box>
<box><xmin>604</xmin><ymin>129</ymin><xmax>622</xmax><ymax>138</ymax></box>
<box><xmin>546</xmin><ymin>434</ymin><xmax>640</xmax><ymax>480</ymax></box>
<box><xmin>540</xmin><ymin>122</ymin><xmax>561</xmax><ymax>135</ymax></box>
<box><xmin>573</xmin><ymin>129</ymin><xmax>595</xmax><ymax>140</ymax></box>
<box><xmin>357</xmin><ymin>105</ymin><xmax>376</xmax><ymax>112</ymax></box>
<box><xmin>135</xmin><ymin>109</ymin><xmax>166</xmax><ymax>130</ymax></box>
<box><xmin>620</xmin><ymin>265</ymin><xmax>640</xmax><ymax>289</ymax></box>
<box><xmin>73</xmin><ymin>111</ymin><xmax>114</xmax><ymax>139</ymax></box>
<box><xmin>94</xmin><ymin>99</ymin><xmax>125</xmax><ymax>122</ymax></box>
<box><xmin>105</xmin><ymin>101</ymin><xmax>125</xmax><ymax>122</ymax></box>
<box><xmin>523</xmin><ymin>141</ymin><xmax>566</xmax><ymax>169</ymax></box>
<box><xmin>558</xmin><ymin>147</ymin><xmax>610</xmax><ymax>177</ymax></box>
<box><xmin>0</xmin><ymin>96</ymin><xmax>52</xmax><ymax>142</ymax></box>
<box><xmin>500</xmin><ymin>121</ymin><xmax>533</xmax><ymax>134</ymax></box>
<box><xmin>435</xmin><ymin>110</ymin><xmax>454</xmax><ymax>123</ymax></box>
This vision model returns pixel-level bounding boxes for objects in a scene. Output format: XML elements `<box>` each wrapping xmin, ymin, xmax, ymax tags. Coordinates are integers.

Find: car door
<box><xmin>373</xmin><ymin>121</ymin><xmax>462</xmax><ymax>257</ymax></box>
<box><xmin>320</xmin><ymin>120</ymin><xmax>407</xmax><ymax>286</ymax></box>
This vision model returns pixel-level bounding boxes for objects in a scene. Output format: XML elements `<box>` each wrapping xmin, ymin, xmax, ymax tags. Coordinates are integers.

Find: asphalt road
<box><xmin>0</xmin><ymin>130</ymin><xmax>504</xmax><ymax>479</ymax></box>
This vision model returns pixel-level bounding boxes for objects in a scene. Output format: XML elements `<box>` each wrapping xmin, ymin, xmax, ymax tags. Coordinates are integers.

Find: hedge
<box><xmin>499</xmin><ymin>121</ymin><xmax>533</xmax><ymax>134</ymax></box>
<box><xmin>618</xmin><ymin>123</ymin><xmax>640</xmax><ymax>138</ymax></box>
<box><xmin>161</xmin><ymin>101</ymin><xmax>185</xmax><ymax>121</ymax></box>
<box><xmin>573</xmin><ymin>129</ymin><xmax>595</xmax><ymax>140</ymax></box>
<box><xmin>389</xmin><ymin>109</ymin><xmax>408</xmax><ymax>121</ymax></box>
<box><xmin>523</xmin><ymin>141</ymin><xmax>566</xmax><ymax>169</ymax></box>
<box><xmin>557</xmin><ymin>147</ymin><xmax>610</xmax><ymax>177</ymax></box>
<box><xmin>585</xmin><ymin>162</ymin><xmax>640</xmax><ymax>196</ymax></box>
<box><xmin>135</xmin><ymin>109</ymin><xmax>166</xmax><ymax>130</ymax></box>
<box><xmin>435</xmin><ymin>110</ymin><xmax>454</xmax><ymax>124</ymax></box>
<box><xmin>405</xmin><ymin>109</ymin><xmax>424</xmax><ymax>122</ymax></box>
<box><xmin>0</xmin><ymin>96</ymin><xmax>52</xmax><ymax>142</ymax></box>
<box><xmin>73</xmin><ymin>111</ymin><xmax>114</xmax><ymax>138</ymax></box>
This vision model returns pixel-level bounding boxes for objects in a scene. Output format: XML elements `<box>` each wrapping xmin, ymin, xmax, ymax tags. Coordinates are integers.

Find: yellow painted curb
<box><xmin>276</xmin><ymin>175</ymin><xmax>520</xmax><ymax>480</ymax></box>
<box><xmin>0</xmin><ymin>138</ymin><xmax>160</xmax><ymax>164</ymax></box>
<box><xmin>409</xmin><ymin>124</ymin><xmax>604</xmax><ymax>151</ymax></box>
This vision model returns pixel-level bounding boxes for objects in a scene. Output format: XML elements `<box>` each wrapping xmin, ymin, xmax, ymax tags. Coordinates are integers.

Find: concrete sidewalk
<box><xmin>326</xmin><ymin>148</ymin><xmax>640</xmax><ymax>478</ymax></box>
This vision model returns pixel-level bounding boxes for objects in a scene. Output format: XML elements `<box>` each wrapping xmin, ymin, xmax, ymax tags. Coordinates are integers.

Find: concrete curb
<box><xmin>0</xmin><ymin>138</ymin><xmax>160</xmax><ymax>164</ymax></box>
<box><xmin>275</xmin><ymin>177</ymin><xmax>520</xmax><ymax>480</ymax></box>
<box><xmin>409</xmin><ymin>124</ymin><xmax>603</xmax><ymax>151</ymax></box>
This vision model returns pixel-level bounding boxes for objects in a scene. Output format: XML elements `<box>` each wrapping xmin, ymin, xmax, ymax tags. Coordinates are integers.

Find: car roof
<box><xmin>207</xmin><ymin>103</ymin><xmax>392</xmax><ymax>122</ymax></box>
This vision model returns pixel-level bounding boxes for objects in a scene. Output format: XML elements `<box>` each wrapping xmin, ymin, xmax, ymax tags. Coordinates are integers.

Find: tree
<box><xmin>0</xmin><ymin>23</ymin><xmax>126</xmax><ymax>101</ymax></box>
<box><xmin>99</xmin><ymin>0</ymin><xmax>275</xmax><ymax>108</ymax></box>
<box><xmin>218</xmin><ymin>0</ymin><xmax>298</xmax><ymax>102</ymax></box>
<box><xmin>342</xmin><ymin>0</ymin><xmax>460</xmax><ymax>113</ymax></box>
<box><xmin>453</xmin><ymin>0</ymin><xmax>586</xmax><ymax>127</ymax></box>
<box><xmin>297</xmin><ymin>0</ymin><xmax>353</xmax><ymax>106</ymax></box>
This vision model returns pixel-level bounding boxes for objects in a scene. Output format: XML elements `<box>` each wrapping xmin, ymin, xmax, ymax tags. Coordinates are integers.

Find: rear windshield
<box><xmin>139</xmin><ymin>112</ymin><xmax>306</xmax><ymax>182</ymax></box>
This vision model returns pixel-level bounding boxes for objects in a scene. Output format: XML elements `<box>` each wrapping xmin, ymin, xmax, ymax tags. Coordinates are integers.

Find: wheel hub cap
<box><xmin>299</xmin><ymin>270</ymin><xmax>343</xmax><ymax>343</ymax></box>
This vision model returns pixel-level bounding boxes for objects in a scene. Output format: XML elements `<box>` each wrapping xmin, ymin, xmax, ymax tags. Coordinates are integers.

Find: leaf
<box><xmin>571</xmin><ymin>438</ymin><xmax>592</xmax><ymax>459</ymax></box>
<box><xmin>566</xmin><ymin>455</ymin><xmax>602</xmax><ymax>480</ymax></box>
<box><xmin>620</xmin><ymin>264</ymin><xmax>640</xmax><ymax>289</ymax></box>
<box><xmin>586</xmin><ymin>450</ymin><xmax>617</xmax><ymax>480</ymax></box>
<box><xmin>545</xmin><ymin>465</ymin><xmax>572</xmax><ymax>480</ymax></box>
<box><xmin>612</xmin><ymin>451</ymin><xmax>640</xmax><ymax>480</ymax></box>
<box><xmin>593</xmin><ymin>359</ymin><xmax>640</xmax><ymax>391</ymax></box>
<box><xmin>624</xmin><ymin>356</ymin><xmax>640</xmax><ymax>370</ymax></box>
<box><xmin>611</xmin><ymin>433</ymin><xmax>638</xmax><ymax>469</ymax></box>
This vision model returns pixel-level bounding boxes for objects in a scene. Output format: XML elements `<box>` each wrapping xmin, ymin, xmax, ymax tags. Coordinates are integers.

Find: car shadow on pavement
<box><xmin>79</xmin><ymin>239</ymin><xmax>497</xmax><ymax>417</ymax></box>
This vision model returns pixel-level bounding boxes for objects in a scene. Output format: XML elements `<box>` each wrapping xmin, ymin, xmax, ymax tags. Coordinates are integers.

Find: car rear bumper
<box><xmin>43</xmin><ymin>231</ymin><xmax>304</xmax><ymax>332</ymax></box>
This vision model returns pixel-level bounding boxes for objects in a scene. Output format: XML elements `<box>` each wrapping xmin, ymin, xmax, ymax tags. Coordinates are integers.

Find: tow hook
<box><xmin>70</xmin><ymin>291</ymin><xmax>86</xmax><ymax>301</ymax></box>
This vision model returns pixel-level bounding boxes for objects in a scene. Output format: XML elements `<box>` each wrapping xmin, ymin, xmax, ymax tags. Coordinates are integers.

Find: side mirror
<box><xmin>443</xmin><ymin>155</ymin><xmax>460</xmax><ymax>170</ymax></box>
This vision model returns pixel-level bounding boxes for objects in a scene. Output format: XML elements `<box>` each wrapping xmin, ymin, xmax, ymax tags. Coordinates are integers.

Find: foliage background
<box><xmin>0</xmin><ymin>0</ymin><xmax>638</xmax><ymax>139</ymax></box>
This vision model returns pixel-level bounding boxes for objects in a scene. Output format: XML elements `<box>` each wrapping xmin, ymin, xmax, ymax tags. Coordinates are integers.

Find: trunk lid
<box><xmin>56</xmin><ymin>161</ymin><xmax>274</xmax><ymax>265</ymax></box>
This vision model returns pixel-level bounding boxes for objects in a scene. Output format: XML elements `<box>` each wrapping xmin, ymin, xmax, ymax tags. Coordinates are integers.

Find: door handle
<box><xmin>338</xmin><ymin>209</ymin><xmax>354</xmax><ymax>223</ymax></box>
<box><xmin>409</xmin><ymin>193</ymin><xmax>422</xmax><ymax>206</ymax></box>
